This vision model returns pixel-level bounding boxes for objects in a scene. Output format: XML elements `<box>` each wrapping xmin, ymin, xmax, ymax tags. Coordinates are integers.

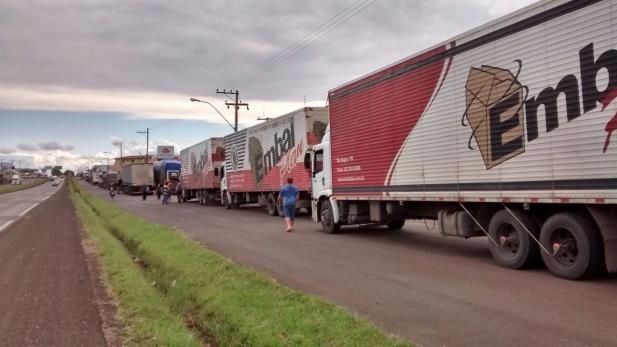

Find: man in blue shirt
<box><xmin>278</xmin><ymin>177</ymin><xmax>299</xmax><ymax>232</ymax></box>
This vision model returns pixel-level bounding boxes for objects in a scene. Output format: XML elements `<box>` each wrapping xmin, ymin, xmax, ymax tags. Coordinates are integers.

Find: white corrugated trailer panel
<box><xmin>331</xmin><ymin>0</ymin><xmax>617</xmax><ymax>203</ymax></box>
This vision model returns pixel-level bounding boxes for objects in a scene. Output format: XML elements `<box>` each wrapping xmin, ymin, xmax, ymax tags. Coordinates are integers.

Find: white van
<box><xmin>10</xmin><ymin>175</ymin><xmax>21</xmax><ymax>185</ymax></box>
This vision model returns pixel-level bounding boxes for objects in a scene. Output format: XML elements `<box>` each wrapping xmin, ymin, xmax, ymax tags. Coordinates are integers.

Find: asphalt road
<box><xmin>0</xmin><ymin>180</ymin><xmax>62</xmax><ymax>233</ymax></box>
<box><xmin>0</xmin><ymin>181</ymin><xmax>109</xmax><ymax>346</ymax></box>
<box><xmin>83</xmin><ymin>182</ymin><xmax>617</xmax><ymax>347</ymax></box>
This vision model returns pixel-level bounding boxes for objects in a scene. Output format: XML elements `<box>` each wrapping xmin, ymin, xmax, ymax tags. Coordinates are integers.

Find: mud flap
<box><xmin>587</xmin><ymin>205</ymin><xmax>617</xmax><ymax>273</ymax></box>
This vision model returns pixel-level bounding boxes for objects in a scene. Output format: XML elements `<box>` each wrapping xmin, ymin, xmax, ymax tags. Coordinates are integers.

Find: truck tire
<box><xmin>321</xmin><ymin>200</ymin><xmax>341</xmax><ymax>234</ymax></box>
<box><xmin>277</xmin><ymin>198</ymin><xmax>284</xmax><ymax>217</ymax></box>
<box><xmin>266</xmin><ymin>193</ymin><xmax>278</xmax><ymax>216</ymax></box>
<box><xmin>540</xmin><ymin>213</ymin><xmax>603</xmax><ymax>280</ymax></box>
<box><xmin>488</xmin><ymin>209</ymin><xmax>540</xmax><ymax>270</ymax></box>
<box><xmin>223</xmin><ymin>192</ymin><xmax>231</xmax><ymax>209</ymax></box>
<box><xmin>387</xmin><ymin>219</ymin><xmax>405</xmax><ymax>230</ymax></box>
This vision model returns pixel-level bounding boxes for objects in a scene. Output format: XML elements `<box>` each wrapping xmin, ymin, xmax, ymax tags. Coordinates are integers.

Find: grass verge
<box><xmin>0</xmin><ymin>178</ymin><xmax>47</xmax><ymax>194</ymax></box>
<box><xmin>70</xmin><ymin>179</ymin><xmax>412</xmax><ymax>346</ymax></box>
<box><xmin>71</xmin><ymin>181</ymin><xmax>202</xmax><ymax>346</ymax></box>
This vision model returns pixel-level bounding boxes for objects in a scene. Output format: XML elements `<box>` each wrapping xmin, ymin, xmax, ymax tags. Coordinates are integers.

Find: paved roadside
<box><xmin>80</xmin><ymin>180</ymin><xmax>617</xmax><ymax>347</ymax></box>
<box><xmin>0</xmin><ymin>179</ymin><xmax>63</xmax><ymax>233</ymax></box>
<box><xmin>0</xmin><ymin>182</ymin><xmax>110</xmax><ymax>347</ymax></box>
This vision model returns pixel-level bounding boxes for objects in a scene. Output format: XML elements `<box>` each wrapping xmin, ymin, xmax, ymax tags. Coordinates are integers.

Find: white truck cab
<box><xmin>304</xmin><ymin>126</ymin><xmax>341</xmax><ymax>233</ymax></box>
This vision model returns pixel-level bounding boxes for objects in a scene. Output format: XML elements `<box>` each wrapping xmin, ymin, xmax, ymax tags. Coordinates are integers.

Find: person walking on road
<box><xmin>156</xmin><ymin>184</ymin><xmax>162</xmax><ymax>200</ymax></box>
<box><xmin>141</xmin><ymin>182</ymin><xmax>148</xmax><ymax>201</ymax></box>
<box><xmin>176</xmin><ymin>182</ymin><xmax>183</xmax><ymax>204</ymax></box>
<box><xmin>161</xmin><ymin>183</ymin><xmax>169</xmax><ymax>205</ymax></box>
<box><xmin>278</xmin><ymin>177</ymin><xmax>299</xmax><ymax>232</ymax></box>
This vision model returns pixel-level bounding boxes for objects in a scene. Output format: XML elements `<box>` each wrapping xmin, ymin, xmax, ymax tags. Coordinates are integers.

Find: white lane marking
<box><xmin>0</xmin><ymin>220</ymin><xmax>14</xmax><ymax>233</ymax></box>
<box><xmin>19</xmin><ymin>203</ymin><xmax>39</xmax><ymax>217</ymax></box>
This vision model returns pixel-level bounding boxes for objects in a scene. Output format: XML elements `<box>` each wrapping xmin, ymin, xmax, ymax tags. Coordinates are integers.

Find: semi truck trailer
<box><xmin>121</xmin><ymin>163</ymin><xmax>154</xmax><ymax>195</ymax></box>
<box><xmin>180</xmin><ymin>137</ymin><xmax>225</xmax><ymax>205</ymax></box>
<box><xmin>153</xmin><ymin>159</ymin><xmax>181</xmax><ymax>191</ymax></box>
<box><xmin>305</xmin><ymin>0</ymin><xmax>617</xmax><ymax>279</ymax></box>
<box><xmin>223</xmin><ymin>107</ymin><xmax>328</xmax><ymax>215</ymax></box>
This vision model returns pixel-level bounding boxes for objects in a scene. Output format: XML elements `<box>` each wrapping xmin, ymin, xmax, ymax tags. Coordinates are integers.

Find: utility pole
<box><xmin>216</xmin><ymin>89</ymin><xmax>249</xmax><ymax>132</ymax></box>
<box><xmin>136</xmin><ymin>128</ymin><xmax>149</xmax><ymax>162</ymax></box>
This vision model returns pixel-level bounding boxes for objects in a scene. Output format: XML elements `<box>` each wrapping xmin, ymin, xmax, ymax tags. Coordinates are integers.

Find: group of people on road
<box><xmin>133</xmin><ymin>176</ymin><xmax>300</xmax><ymax>233</ymax></box>
<box><xmin>153</xmin><ymin>181</ymin><xmax>182</xmax><ymax>205</ymax></box>
<box><xmin>138</xmin><ymin>181</ymin><xmax>183</xmax><ymax>205</ymax></box>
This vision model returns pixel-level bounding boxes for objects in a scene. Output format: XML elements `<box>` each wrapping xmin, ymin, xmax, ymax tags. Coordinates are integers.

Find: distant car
<box><xmin>51</xmin><ymin>180</ymin><xmax>60</xmax><ymax>186</ymax></box>
<box><xmin>10</xmin><ymin>175</ymin><xmax>21</xmax><ymax>185</ymax></box>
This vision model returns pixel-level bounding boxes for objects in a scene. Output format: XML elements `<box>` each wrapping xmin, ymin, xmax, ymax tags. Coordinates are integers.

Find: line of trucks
<box><xmin>127</xmin><ymin>0</ymin><xmax>617</xmax><ymax>279</ymax></box>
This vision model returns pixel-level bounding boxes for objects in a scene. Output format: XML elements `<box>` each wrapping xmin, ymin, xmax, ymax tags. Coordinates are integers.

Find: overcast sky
<box><xmin>0</xmin><ymin>0</ymin><xmax>537</xmax><ymax>171</ymax></box>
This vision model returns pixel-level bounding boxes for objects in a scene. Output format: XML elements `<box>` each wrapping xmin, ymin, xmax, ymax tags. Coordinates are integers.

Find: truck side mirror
<box><xmin>303</xmin><ymin>153</ymin><xmax>311</xmax><ymax>172</ymax></box>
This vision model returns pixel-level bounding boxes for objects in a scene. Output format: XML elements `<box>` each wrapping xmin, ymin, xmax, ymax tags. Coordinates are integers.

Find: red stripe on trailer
<box><xmin>503</xmin><ymin>197</ymin><xmax>511</xmax><ymax>202</ymax></box>
<box><xmin>478</xmin><ymin>197</ymin><xmax>485</xmax><ymax>202</ymax></box>
<box><xmin>560</xmin><ymin>197</ymin><xmax>570</xmax><ymax>203</ymax></box>
<box><xmin>595</xmin><ymin>197</ymin><xmax>605</xmax><ymax>204</ymax></box>
<box><xmin>530</xmin><ymin>197</ymin><xmax>539</xmax><ymax>203</ymax></box>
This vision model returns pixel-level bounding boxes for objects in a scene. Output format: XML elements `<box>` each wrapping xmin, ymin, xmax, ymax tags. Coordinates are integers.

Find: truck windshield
<box><xmin>314</xmin><ymin>150</ymin><xmax>323</xmax><ymax>174</ymax></box>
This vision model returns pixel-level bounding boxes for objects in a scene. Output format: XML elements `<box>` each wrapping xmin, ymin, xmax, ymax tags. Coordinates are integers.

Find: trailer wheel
<box><xmin>266</xmin><ymin>193</ymin><xmax>278</xmax><ymax>216</ymax></box>
<box><xmin>540</xmin><ymin>213</ymin><xmax>603</xmax><ymax>280</ymax></box>
<box><xmin>321</xmin><ymin>200</ymin><xmax>341</xmax><ymax>234</ymax></box>
<box><xmin>223</xmin><ymin>191</ymin><xmax>231</xmax><ymax>209</ymax></box>
<box><xmin>277</xmin><ymin>199</ymin><xmax>284</xmax><ymax>217</ymax></box>
<box><xmin>387</xmin><ymin>219</ymin><xmax>405</xmax><ymax>230</ymax></box>
<box><xmin>488</xmin><ymin>209</ymin><xmax>540</xmax><ymax>269</ymax></box>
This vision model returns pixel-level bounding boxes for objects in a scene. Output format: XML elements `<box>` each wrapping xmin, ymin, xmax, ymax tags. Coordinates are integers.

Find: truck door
<box><xmin>311</xmin><ymin>149</ymin><xmax>325</xmax><ymax>197</ymax></box>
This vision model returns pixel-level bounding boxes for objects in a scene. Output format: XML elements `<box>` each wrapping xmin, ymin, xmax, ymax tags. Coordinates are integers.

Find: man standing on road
<box><xmin>141</xmin><ymin>182</ymin><xmax>148</xmax><ymax>201</ymax></box>
<box><xmin>176</xmin><ymin>181</ymin><xmax>183</xmax><ymax>204</ymax></box>
<box><xmin>278</xmin><ymin>177</ymin><xmax>299</xmax><ymax>232</ymax></box>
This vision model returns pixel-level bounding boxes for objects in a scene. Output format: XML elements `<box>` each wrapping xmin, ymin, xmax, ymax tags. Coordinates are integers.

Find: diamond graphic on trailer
<box><xmin>462</xmin><ymin>61</ymin><xmax>528</xmax><ymax>169</ymax></box>
<box><xmin>230</xmin><ymin>144</ymin><xmax>239</xmax><ymax>171</ymax></box>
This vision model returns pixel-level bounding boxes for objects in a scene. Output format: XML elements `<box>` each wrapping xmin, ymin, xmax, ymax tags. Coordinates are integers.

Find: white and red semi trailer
<box><xmin>305</xmin><ymin>0</ymin><xmax>617</xmax><ymax>279</ymax></box>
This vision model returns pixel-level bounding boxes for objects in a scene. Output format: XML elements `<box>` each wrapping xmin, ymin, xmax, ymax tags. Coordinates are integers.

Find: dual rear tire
<box><xmin>488</xmin><ymin>210</ymin><xmax>603</xmax><ymax>280</ymax></box>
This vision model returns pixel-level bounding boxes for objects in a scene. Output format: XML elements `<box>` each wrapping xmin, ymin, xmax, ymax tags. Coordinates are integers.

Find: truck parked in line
<box><xmin>180</xmin><ymin>138</ymin><xmax>225</xmax><ymax>205</ymax></box>
<box><xmin>153</xmin><ymin>159</ymin><xmax>181</xmax><ymax>192</ymax></box>
<box><xmin>121</xmin><ymin>163</ymin><xmax>154</xmax><ymax>195</ymax></box>
<box><xmin>304</xmin><ymin>0</ymin><xmax>617</xmax><ymax>280</ymax></box>
<box><xmin>223</xmin><ymin>107</ymin><xmax>328</xmax><ymax>215</ymax></box>
<box><xmin>91</xmin><ymin>171</ymin><xmax>102</xmax><ymax>185</ymax></box>
<box><xmin>101</xmin><ymin>172</ymin><xmax>118</xmax><ymax>189</ymax></box>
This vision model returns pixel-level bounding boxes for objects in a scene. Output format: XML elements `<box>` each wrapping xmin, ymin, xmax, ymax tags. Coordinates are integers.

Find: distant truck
<box><xmin>180</xmin><ymin>137</ymin><xmax>225</xmax><ymax>205</ymax></box>
<box><xmin>121</xmin><ymin>163</ymin><xmax>154</xmax><ymax>194</ymax></box>
<box><xmin>91</xmin><ymin>171</ymin><xmax>102</xmax><ymax>186</ymax></box>
<box><xmin>304</xmin><ymin>0</ymin><xmax>617</xmax><ymax>280</ymax></box>
<box><xmin>222</xmin><ymin>107</ymin><xmax>328</xmax><ymax>215</ymax></box>
<box><xmin>153</xmin><ymin>159</ymin><xmax>181</xmax><ymax>191</ymax></box>
<box><xmin>101</xmin><ymin>172</ymin><xmax>118</xmax><ymax>189</ymax></box>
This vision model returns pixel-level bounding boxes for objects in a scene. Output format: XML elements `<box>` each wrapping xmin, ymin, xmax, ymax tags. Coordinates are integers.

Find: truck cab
<box><xmin>305</xmin><ymin>126</ymin><xmax>341</xmax><ymax>232</ymax></box>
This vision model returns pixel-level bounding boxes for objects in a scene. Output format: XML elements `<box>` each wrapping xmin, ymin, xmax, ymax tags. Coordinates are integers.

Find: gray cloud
<box><xmin>0</xmin><ymin>0</ymin><xmax>536</xmax><ymax>103</ymax></box>
<box><xmin>39</xmin><ymin>141</ymin><xmax>74</xmax><ymax>151</ymax></box>
<box><xmin>18</xmin><ymin>143</ymin><xmax>37</xmax><ymax>151</ymax></box>
<box><xmin>0</xmin><ymin>148</ymin><xmax>15</xmax><ymax>154</ymax></box>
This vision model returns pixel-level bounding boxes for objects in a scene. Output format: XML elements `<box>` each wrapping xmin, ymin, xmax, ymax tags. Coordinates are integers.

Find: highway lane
<box><xmin>0</xmin><ymin>180</ymin><xmax>63</xmax><ymax>232</ymax></box>
<box><xmin>0</xmin><ymin>181</ymin><xmax>110</xmax><ymax>346</ymax></box>
<box><xmin>81</xmin><ymin>181</ymin><xmax>617</xmax><ymax>347</ymax></box>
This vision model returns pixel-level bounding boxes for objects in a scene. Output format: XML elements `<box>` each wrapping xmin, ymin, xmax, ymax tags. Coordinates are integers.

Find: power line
<box><xmin>223</xmin><ymin>0</ymin><xmax>377</xmax><ymax>89</ymax></box>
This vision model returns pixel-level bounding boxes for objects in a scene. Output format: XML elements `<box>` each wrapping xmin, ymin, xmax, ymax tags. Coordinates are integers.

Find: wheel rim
<box><xmin>550</xmin><ymin>228</ymin><xmax>578</xmax><ymax>267</ymax></box>
<box><xmin>495</xmin><ymin>223</ymin><xmax>520</xmax><ymax>259</ymax></box>
<box><xmin>321</xmin><ymin>204</ymin><xmax>332</xmax><ymax>228</ymax></box>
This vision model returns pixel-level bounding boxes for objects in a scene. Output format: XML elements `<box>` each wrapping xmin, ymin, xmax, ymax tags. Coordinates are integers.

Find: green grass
<box><xmin>70</xmin><ymin>179</ymin><xmax>412</xmax><ymax>347</ymax></box>
<box><xmin>71</xmin><ymin>182</ymin><xmax>202</xmax><ymax>346</ymax></box>
<box><xmin>0</xmin><ymin>178</ymin><xmax>47</xmax><ymax>194</ymax></box>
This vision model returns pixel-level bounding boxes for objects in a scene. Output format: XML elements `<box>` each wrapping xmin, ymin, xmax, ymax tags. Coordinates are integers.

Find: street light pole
<box><xmin>190</xmin><ymin>98</ymin><xmax>237</xmax><ymax>132</ymax></box>
<box><xmin>136</xmin><ymin>128</ymin><xmax>150</xmax><ymax>162</ymax></box>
